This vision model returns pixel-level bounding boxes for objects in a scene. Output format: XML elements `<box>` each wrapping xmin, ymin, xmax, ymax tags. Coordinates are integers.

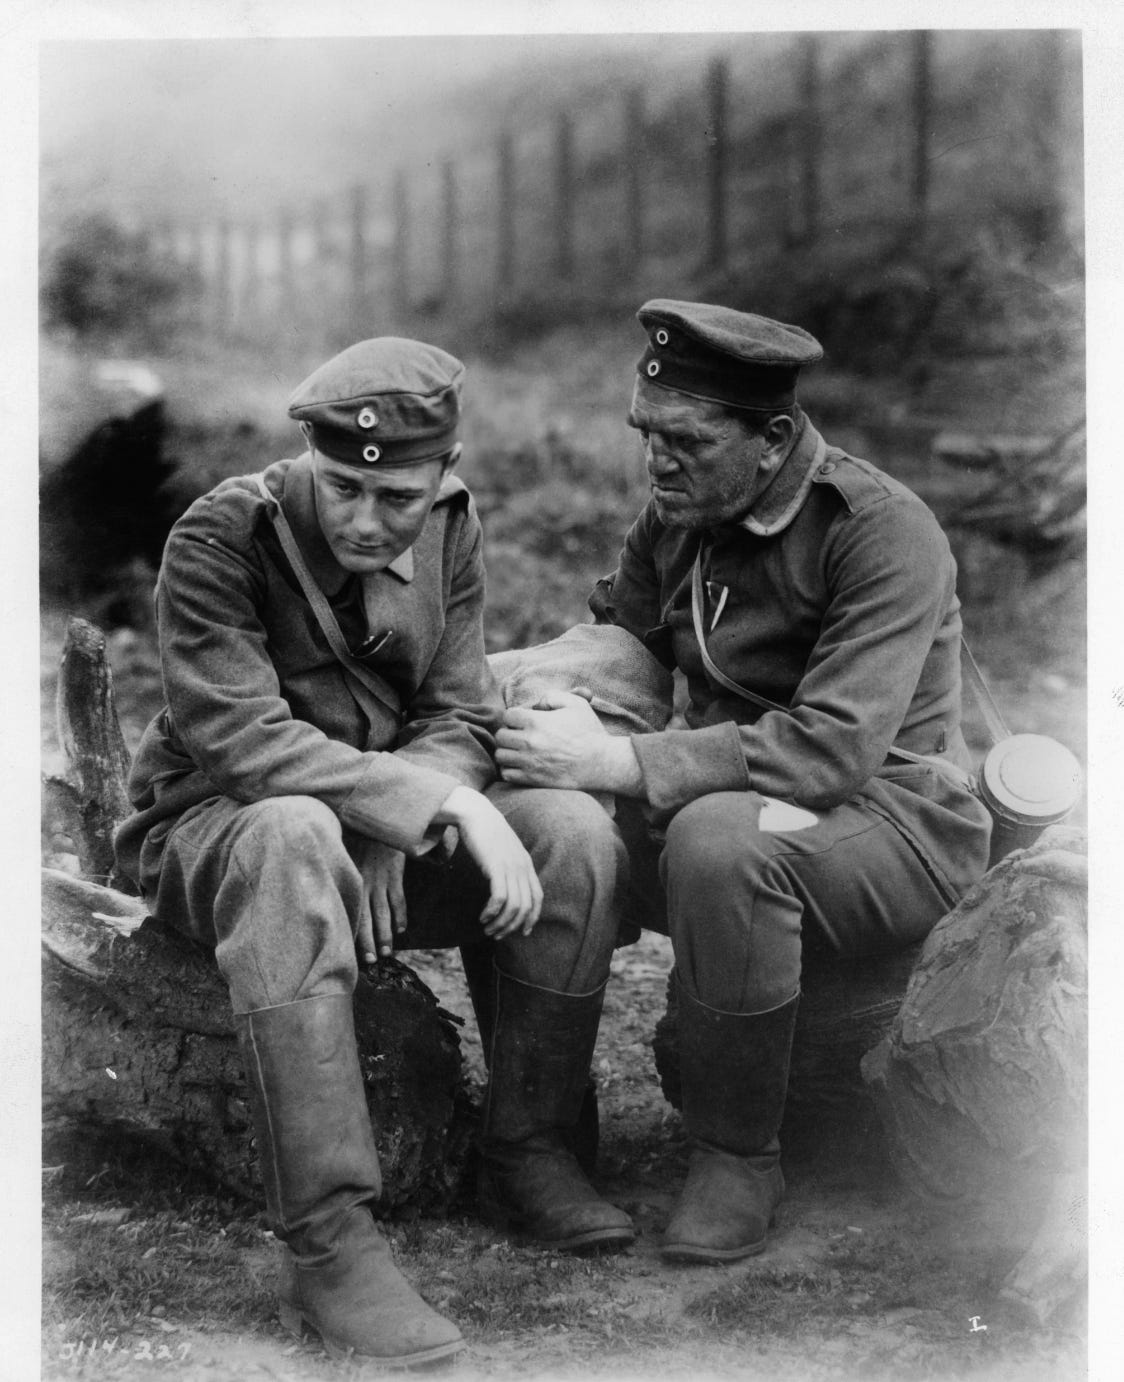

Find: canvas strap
<box><xmin>689</xmin><ymin>549</ymin><xmax>977</xmax><ymax>790</ymax></box>
<box><xmin>253</xmin><ymin>472</ymin><xmax>402</xmax><ymax>727</ymax></box>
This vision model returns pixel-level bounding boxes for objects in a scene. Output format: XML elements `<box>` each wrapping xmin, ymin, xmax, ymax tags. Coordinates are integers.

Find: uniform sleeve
<box><xmin>630</xmin><ymin>494</ymin><xmax>958</xmax><ymax>815</ymax></box>
<box><xmin>157</xmin><ymin>501</ymin><xmax>462</xmax><ymax>856</ymax></box>
<box><xmin>390</xmin><ymin>499</ymin><xmax>500</xmax><ymax>791</ymax></box>
<box><xmin>588</xmin><ymin>504</ymin><xmax>666</xmax><ymax>648</ymax></box>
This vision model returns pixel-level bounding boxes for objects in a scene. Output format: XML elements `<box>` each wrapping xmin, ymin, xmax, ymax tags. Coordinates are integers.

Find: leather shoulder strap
<box><xmin>253</xmin><ymin>472</ymin><xmax>402</xmax><ymax>725</ymax></box>
<box><xmin>689</xmin><ymin>550</ymin><xmax>974</xmax><ymax>788</ymax></box>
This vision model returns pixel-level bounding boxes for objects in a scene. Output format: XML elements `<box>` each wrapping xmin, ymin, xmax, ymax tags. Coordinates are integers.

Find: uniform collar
<box><xmin>736</xmin><ymin>413</ymin><xmax>826</xmax><ymax>538</ymax></box>
<box><xmin>279</xmin><ymin>452</ymin><xmax>415</xmax><ymax>596</ymax></box>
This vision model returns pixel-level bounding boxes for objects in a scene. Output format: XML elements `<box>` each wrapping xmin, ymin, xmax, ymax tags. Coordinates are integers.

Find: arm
<box><xmin>390</xmin><ymin>497</ymin><xmax>500</xmax><ymax>792</ymax></box>
<box><xmin>501</xmin><ymin>495</ymin><xmax>957</xmax><ymax>815</ymax></box>
<box><xmin>631</xmin><ymin>493</ymin><xmax>958</xmax><ymax>813</ymax></box>
<box><xmin>157</xmin><ymin>497</ymin><xmax>463</xmax><ymax>856</ymax></box>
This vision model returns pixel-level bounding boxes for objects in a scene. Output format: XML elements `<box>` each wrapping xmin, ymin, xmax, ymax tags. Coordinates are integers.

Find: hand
<box><xmin>352</xmin><ymin>838</ymin><xmax>408</xmax><ymax>963</ymax></box>
<box><xmin>496</xmin><ymin>690</ymin><xmax>643</xmax><ymax>794</ymax></box>
<box><xmin>433</xmin><ymin>786</ymin><xmax>543</xmax><ymax>938</ymax></box>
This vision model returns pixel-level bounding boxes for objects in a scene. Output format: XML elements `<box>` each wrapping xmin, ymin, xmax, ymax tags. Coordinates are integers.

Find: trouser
<box><xmin>613</xmin><ymin>789</ymin><xmax>962</xmax><ymax>1012</ymax></box>
<box><xmin>143</xmin><ymin>782</ymin><xmax>626</xmax><ymax>1014</ymax></box>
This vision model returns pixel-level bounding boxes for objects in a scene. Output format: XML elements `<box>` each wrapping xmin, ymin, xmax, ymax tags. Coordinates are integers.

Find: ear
<box><xmin>442</xmin><ymin>442</ymin><xmax>464</xmax><ymax>475</ymax></box>
<box><xmin>299</xmin><ymin>420</ymin><xmax>315</xmax><ymax>451</ymax></box>
<box><xmin>754</xmin><ymin>413</ymin><xmax>796</xmax><ymax>480</ymax></box>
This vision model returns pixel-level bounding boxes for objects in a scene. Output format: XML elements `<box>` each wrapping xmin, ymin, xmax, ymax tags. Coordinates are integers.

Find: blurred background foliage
<box><xmin>38</xmin><ymin>28</ymin><xmax>1086</xmax><ymax>775</ymax></box>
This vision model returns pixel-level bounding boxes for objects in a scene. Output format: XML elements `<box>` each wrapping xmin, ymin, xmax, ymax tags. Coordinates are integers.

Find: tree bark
<box><xmin>41</xmin><ymin>616</ymin><xmax>477</xmax><ymax>1214</ymax></box>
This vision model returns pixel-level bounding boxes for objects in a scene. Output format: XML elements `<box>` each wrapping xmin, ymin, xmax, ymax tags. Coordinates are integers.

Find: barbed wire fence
<box><xmin>144</xmin><ymin>30</ymin><xmax>1078</xmax><ymax>350</ymax></box>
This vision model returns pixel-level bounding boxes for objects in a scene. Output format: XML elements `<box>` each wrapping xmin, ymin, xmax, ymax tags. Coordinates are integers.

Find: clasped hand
<box><xmin>495</xmin><ymin>689</ymin><xmax>614</xmax><ymax>789</ymax></box>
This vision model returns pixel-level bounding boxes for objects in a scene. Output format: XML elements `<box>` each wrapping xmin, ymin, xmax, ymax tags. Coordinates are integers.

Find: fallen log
<box><xmin>41</xmin><ymin>617</ymin><xmax>475</xmax><ymax>1214</ymax></box>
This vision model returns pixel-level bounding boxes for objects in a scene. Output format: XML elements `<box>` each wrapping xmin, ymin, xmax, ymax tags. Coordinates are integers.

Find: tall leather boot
<box><xmin>662</xmin><ymin>980</ymin><xmax>800</xmax><ymax>1264</ymax></box>
<box><xmin>479</xmin><ymin>967</ymin><xmax>634</xmax><ymax>1252</ymax></box>
<box><xmin>461</xmin><ymin>943</ymin><xmax>600</xmax><ymax>1177</ymax></box>
<box><xmin>237</xmin><ymin>994</ymin><xmax>464</xmax><ymax>1365</ymax></box>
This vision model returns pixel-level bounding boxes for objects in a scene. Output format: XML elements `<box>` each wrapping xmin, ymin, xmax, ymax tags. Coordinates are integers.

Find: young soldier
<box><xmin>114</xmin><ymin>337</ymin><xmax>631</xmax><ymax>1367</ymax></box>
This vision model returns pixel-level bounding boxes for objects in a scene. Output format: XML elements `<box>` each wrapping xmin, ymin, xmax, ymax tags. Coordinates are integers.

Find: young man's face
<box><xmin>311</xmin><ymin>450</ymin><xmax>450</xmax><ymax>573</ymax></box>
<box><xmin>627</xmin><ymin>380</ymin><xmax>770</xmax><ymax>531</ymax></box>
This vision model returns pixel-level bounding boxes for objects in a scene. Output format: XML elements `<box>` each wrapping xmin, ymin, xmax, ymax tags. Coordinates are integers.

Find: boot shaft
<box><xmin>676</xmin><ymin>981</ymin><xmax>800</xmax><ymax>1156</ymax></box>
<box><xmin>237</xmin><ymin>994</ymin><xmax>381</xmax><ymax>1257</ymax></box>
<box><xmin>482</xmin><ymin>968</ymin><xmax>607</xmax><ymax>1146</ymax></box>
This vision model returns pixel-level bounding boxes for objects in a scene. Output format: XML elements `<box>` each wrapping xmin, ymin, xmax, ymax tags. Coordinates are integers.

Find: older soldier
<box><xmin>495</xmin><ymin>300</ymin><xmax>992</xmax><ymax>1264</ymax></box>
<box><xmin>114</xmin><ymin>338</ymin><xmax>631</xmax><ymax>1368</ymax></box>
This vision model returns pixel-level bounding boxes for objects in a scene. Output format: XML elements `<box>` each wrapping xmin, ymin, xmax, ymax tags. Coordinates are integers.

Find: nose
<box><xmin>645</xmin><ymin>434</ymin><xmax>679</xmax><ymax>481</ymax></box>
<box><xmin>350</xmin><ymin>495</ymin><xmax>384</xmax><ymax>542</ymax></box>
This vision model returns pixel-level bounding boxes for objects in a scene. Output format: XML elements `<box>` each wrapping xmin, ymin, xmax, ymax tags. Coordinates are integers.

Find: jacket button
<box><xmin>647</xmin><ymin>360</ymin><xmax>661</xmax><ymax>377</ymax></box>
<box><xmin>818</xmin><ymin>460</ymin><xmax>836</xmax><ymax>475</ymax></box>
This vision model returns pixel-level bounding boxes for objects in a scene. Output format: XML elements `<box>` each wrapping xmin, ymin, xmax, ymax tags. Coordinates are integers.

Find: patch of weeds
<box><xmin>685</xmin><ymin>1263</ymin><xmax>835</xmax><ymax>1333</ymax></box>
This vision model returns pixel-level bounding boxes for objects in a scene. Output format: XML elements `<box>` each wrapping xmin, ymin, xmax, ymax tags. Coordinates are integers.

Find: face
<box><xmin>627</xmin><ymin>380</ymin><xmax>768</xmax><ymax>530</ymax></box>
<box><xmin>312</xmin><ymin>450</ymin><xmax>451</xmax><ymax>573</ymax></box>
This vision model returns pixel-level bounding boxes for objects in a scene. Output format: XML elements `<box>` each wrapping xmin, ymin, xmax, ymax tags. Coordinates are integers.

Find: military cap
<box><xmin>636</xmin><ymin>299</ymin><xmax>823</xmax><ymax>412</ymax></box>
<box><xmin>288</xmin><ymin>337</ymin><xmax>465</xmax><ymax>467</ymax></box>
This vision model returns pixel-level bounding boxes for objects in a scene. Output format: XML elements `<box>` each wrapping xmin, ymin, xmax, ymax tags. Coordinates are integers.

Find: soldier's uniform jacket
<box><xmin>590</xmin><ymin>412</ymin><xmax>991</xmax><ymax>906</ymax></box>
<box><xmin>114</xmin><ymin>451</ymin><xmax>500</xmax><ymax>895</ymax></box>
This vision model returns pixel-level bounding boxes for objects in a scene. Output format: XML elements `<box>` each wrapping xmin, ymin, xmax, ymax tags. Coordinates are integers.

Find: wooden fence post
<box><xmin>241</xmin><ymin>219</ymin><xmax>260</xmax><ymax>326</ymax></box>
<box><xmin>554</xmin><ymin>111</ymin><xmax>575</xmax><ymax>280</ymax></box>
<box><xmin>392</xmin><ymin>169</ymin><xmax>410</xmax><ymax>318</ymax></box>
<box><xmin>1031</xmin><ymin>29</ymin><xmax>1065</xmax><ymax>244</ymax></box>
<box><xmin>496</xmin><ymin>130</ymin><xmax>515</xmax><ymax>293</ymax></box>
<box><xmin>350</xmin><ymin>183</ymin><xmax>369</xmax><ymax>333</ymax></box>
<box><xmin>909</xmin><ymin>31</ymin><xmax>933</xmax><ymax>229</ymax></box>
<box><xmin>798</xmin><ymin>35</ymin><xmax>822</xmax><ymax>244</ymax></box>
<box><xmin>441</xmin><ymin>157</ymin><xmax>459</xmax><ymax>307</ymax></box>
<box><xmin>214</xmin><ymin>218</ymin><xmax>232</xmax><ymax>334</ymax></box>
<box><xmin>278</xmin><ymin>207</ymin><xmax>294</xmax><ymax>318</ymax></box>
<box><xmin>623</xmin><ymin>86</ymin><xmax>645</xmax><ymax>265</ymax></box>
<box><xmin>705</xmin><ymin>55</ymin><xmax>729</xmax><ymax>270</ymax></box>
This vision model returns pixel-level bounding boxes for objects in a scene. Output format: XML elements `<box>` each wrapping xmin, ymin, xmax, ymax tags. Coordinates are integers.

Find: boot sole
<box><xmin>660</xmin><ymin>1235</ymin><xmax>767</xmax><ymax>1264</ymax></box>
<box><xmin>279</xmin><ymin>1301</ymin><xmax>466</xmax><ymax>1369</ymax></box>
<box><xmin>481</xmin><ymin>1200</ymin><xmax>636</xmax><ymax>1254</ymax></box>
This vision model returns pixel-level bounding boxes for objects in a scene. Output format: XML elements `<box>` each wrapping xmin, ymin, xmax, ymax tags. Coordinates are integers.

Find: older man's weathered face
<box><xmin>627</xmin><ymin>380</ymin><xmax>767</xmax><ymax>530</ymax></box>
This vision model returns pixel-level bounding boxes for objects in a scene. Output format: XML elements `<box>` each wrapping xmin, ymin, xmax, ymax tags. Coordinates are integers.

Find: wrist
<box><xmin>594</xmin><ymin>736</ymin><xmax>645</xmax><ymax>796</ymax></box>
<box><xmin>432</xmin><ymin>784</ymin><xmax>484</xmax><ymax>827</ymax></box>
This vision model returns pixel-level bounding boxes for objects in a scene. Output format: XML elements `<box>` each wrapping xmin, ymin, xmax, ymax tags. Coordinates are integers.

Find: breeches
<box><xmin>615</xmin><ymin>790</ymin><xmax>954</xmax><ymax>1013</ymax></box>
<box><xmin>146</xmin><ymin>782</ymin><xmax>626</xmax><ymax>1014</ymax></box>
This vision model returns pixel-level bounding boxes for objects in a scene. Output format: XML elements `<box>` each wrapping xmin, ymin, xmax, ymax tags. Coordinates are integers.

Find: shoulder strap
<box><xmin>958</xmin><ymin>639</ymin><xmax>1010</xmax><ymax>746</ymax></box>
<box><xmin>689</xmin><ymin>550</ymin><xmax>974</xmax><ymax>788</ymax></box>
<box><xmin>253</xmin><ymin>472</ymin><xmax>402</xmax><ymax>725</ymax></box>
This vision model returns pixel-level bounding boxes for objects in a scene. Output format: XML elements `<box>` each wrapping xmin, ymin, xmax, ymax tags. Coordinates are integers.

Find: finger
<box><xmin>389</xmin><ymin>876</ymin><xmax>409</xmax><ymax>935</ymax></box>
<box><xmin>356</xmin><ymin>909</ymin><xmax>378</xmax><ymax>967</ymax></box>
<box><xmin>532</xmin><ymin>689</ymin><xmax>579</xmax><ymax>710</ymax></box>
<box><xmin>482</xmin><ymin>878</ymin><xmax>520</xmax><ymax>936</ymax></box>
<box><xmin>501</xmin><ymin>706</ymin><xmax>539</xmax><ymax>730</ymax></box>
<box><xmin>494</xmin><ymin>734</ymin><xmax>527</xmax><ymax>756</ymax></box>
<box><xmin>372</xmin><ymin>893</ymin><xmax>395</xmax><ymax>958</ymax></box>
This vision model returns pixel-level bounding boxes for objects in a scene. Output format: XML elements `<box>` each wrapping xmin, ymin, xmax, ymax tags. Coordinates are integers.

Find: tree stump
<box><xmin>41</xmin><ymin>617</ymin><xmax>476</xmax><ymax>1215</ymax></box>
<box><xmin>861</xmin><ymin>827</ymin><xmax>1087</xmax><ymax>1322</ymax></box>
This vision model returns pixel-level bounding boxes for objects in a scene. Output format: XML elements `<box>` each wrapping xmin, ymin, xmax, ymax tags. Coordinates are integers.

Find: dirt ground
<box><xmin>40</xmin><ymin>924</ymin><xmax>1086</xmax><ymax>1382</ymax></box>
<box><xmin>38</xmin><ymin>322</ymin><xmax>1089</xmax><ymax>1380</ymax></box>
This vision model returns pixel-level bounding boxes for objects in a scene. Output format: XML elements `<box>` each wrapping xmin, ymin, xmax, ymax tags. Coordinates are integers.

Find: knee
<box><xmin>229</xmin><ymin>796</ymin><xmax>350</xmax><ymax>877</ymax></box>
<box><xmin>664</xmin><ymin>793</ymin><xmax>768</xmax><ymax>882</ymax></box>
<box><xmin>498</xmin><ymin>786</ymin><xmax>624</xmax><ymax>878</ymax></box>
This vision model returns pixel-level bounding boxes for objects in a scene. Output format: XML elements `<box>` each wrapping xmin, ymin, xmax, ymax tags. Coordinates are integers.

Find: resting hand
<box><xmin>433</xmin><ymin>786</ymin><xmax>543</xmax><ymax>938</ymax></box>
<box><xmin>496</xmin><ymin>690</ymin><xmax>642</xmax><ymax>794</ymax></box>
<box><xmin>352</xmin><ymin>838</ymin><xmax>408</xmax><ymax>963</ymax></box>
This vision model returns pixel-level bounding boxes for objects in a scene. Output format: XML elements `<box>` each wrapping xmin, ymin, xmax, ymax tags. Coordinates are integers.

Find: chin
<box><xmin>335</xmin><ymin>546</ymin><xmax>394</xmax><ymax>573</ymax></box>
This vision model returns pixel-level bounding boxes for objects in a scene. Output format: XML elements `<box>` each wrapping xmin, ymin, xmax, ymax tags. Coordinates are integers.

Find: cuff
<box><xmin>339</xmin><ymin>752</ymin><xmax>462</xmax><ymax>856</ymax></box>
<box><xmin>631</xmin><ymin>721</ymin><xmax>751</xmax><ymax>816</ymax></box>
